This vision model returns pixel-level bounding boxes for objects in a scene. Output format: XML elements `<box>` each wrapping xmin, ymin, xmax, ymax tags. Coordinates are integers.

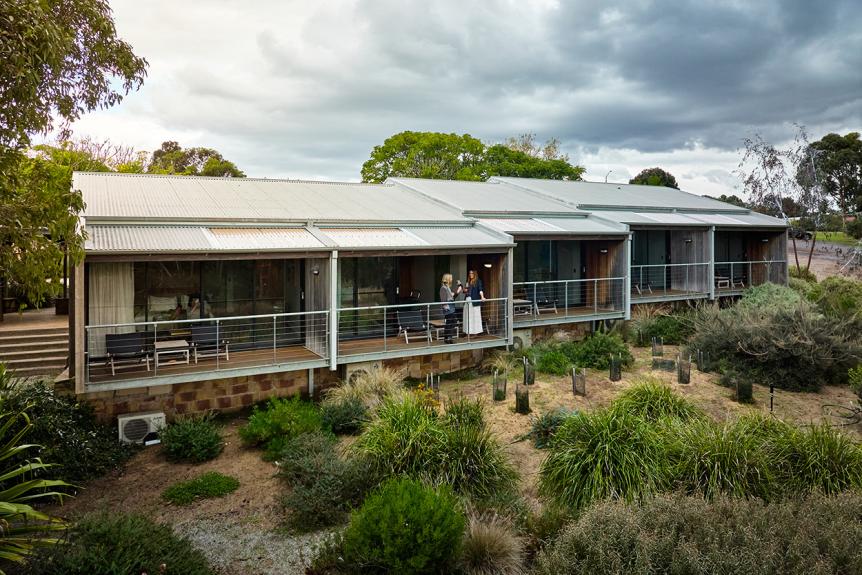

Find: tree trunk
<box><xmin>805</xmin><ymin>231</ymin><xmax>817</xmax><ymax>271</ymax></box>
<box><xmin>791</xmin><ymin>234</ymin><xmax>801</xmax><ymax>273</ymax></box>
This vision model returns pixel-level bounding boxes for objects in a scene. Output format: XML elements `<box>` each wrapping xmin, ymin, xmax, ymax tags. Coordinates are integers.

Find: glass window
<box><xmin>145</xmin><ymin>262</ymin><xmax>200</xmax><ymax>322</ymax></box>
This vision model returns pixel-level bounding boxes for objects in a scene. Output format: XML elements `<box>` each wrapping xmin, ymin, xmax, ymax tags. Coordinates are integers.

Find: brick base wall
<box><xmin>76</xmin><ymin>350</ymin><xmax>488</xmax><ymax>420</ymax></box>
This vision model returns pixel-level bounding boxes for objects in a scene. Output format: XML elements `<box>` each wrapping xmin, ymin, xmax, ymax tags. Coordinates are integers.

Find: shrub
<box><xmin>444</xmin><ymin>395</ymin><xmax>485</xmax><ymax>429</ymax></box>
<box><xmin>738</xmin><ymin>282</ymin><xmax>803</xmax><ymax>310</ymax></box>
<box><xmin>850</xmin><ymin>365</ymin><xmax>862</xmax><ymax>398</ymax></box>
<box><xmin>611</xmin><ymin>379</ymin><xmax>703</xmax><ymax>423</ymax></box>
<box><xmin>631</xmin><ymin>313</ymin><xmax>693</xmax><ymax>346</ymax></box>
<box><xmin>321</xmin><ymin>397</ymin><xmax>368</xmax><ymax>435</ymax></box>
<box><xmin>523</xmin><ymin>504</ymin><xmax>573</xmax><ymax>559</ymax></box>
<box><xmin>847</xmin><ymin>217</ymin><xmax>862</xmax><ymax>240</ymax></box>
<box><xmin>0</xmin><ymin>379</ymin><xmax>133</xmax><ymax>483</ymax></box>
<box><xmin>21</xmin><ymin>513</ymin><xmax>214</xmax><ymax>575</ymax></box>
<box><xmin>789</xmin><ymin>265</ymin><xmax>818</xmax><ymax>282</ymax></box>
<box><xmin>277</xmin><ymin>431</ymin><xmax>378</xmax><ymax>532</ymax></box>
<box><xmin>162</xmin><ymin>471</ymin><xmax>239</xmax><ymax>505</ymax></box>
<box><xmin>535</xmin><ymin>348</ymin><xmax>571</xmax><ymax>375</ymax></box>
<box><xmin>160</xmin><ymin>413</ymin><xmax>223</xmax><ymax>464</ymax></box>
<box><xmin>323</xmin><ymin>367</ymin><xmax>407</xmax><ymax>412</ymax></box>
<box><xmin>665</xmin><ymin>417</ymin><xmax>775</xmax><ymax>500</ymax></box>
<box><xmin>459</xmin><ymin>513</ymin><xmax>524</xmax><ymax>575</ymax></box>
<box><xmin>773</xmin><ymin>422</ymin><xmax>862</xmax><ymax>494</ymax></box>
<box><xmin>352</xmin><ymin>395</ymin><xmax>516</xmax><ymax>498</ymax></box>
<box><xmin>539</xmin><ymin>410</ymin><xmax>666</xmax><ymax>509</ymax></box>
<box><xmin>341</xmin><ymin>478</ymin><xmax>465</xmax><ymax>574</ymax></box>
<box><xmin>809</xmin><ymin>276</ymin><xmax>862</xmax><ymax>318</ymax></box>
<box><xmin>238</xmin><ymin>396</ymin><xmax>322</xmax><ymax>460</ymax></box>
<box><xmin>528</xmin><ymin>408</ymin><xmax>574</xmax><ymax>449</ymax></box>
<box><xmin>534</xmin><ymin>493</ymin><xmax>862</xmax><ymax>575</ymax></box>
<box><xmin>559</xmin><ymin>332</ymin><xmax>633</xmax><ymax>370</ymax></box>
<box><xmin>689</xmin><ymin>298</ymin><xmax>862</xmax><ymax>391</ymax></box>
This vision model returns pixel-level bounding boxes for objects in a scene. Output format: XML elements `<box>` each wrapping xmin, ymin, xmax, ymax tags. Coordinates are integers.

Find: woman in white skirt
<box><xmin>462</xmin><ymin>269</ymin><xmax>485</xmax><ymax>335</ymax></box>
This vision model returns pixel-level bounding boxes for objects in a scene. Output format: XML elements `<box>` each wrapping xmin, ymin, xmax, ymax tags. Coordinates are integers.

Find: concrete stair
<box><xmin>0</xmin><ymin>326</ymin><xmax>69</xmax><ymax>378</ymax></box>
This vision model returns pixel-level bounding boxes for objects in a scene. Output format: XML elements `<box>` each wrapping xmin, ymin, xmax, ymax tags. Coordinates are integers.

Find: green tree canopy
<box><xmin>0</xmin><ymin>0</ymin><xmax>147</xmax><ymax>309</ymax></box>
<box><xmin>361</xmin><ymin>131</ymin><xmax>584</xmax><ymax>183</ymax></box>
<box><xmin>799</xmin><ymin>132</ymin><xmax>862</xmax><ymax>216</ymax></box>
<box><xmin>148</xmin><ymin>141</ymin><xmax>246</xmax><ymax>177</ymax></box>
<box><xmin>705</xmin><ymin>193</ymin><xmax>747</xmax><ymax>208</ymax></box>
<box><xmin>629</xmin><ymin>167</ymin><xmax>679</xmax><ymax>189</ymax></box>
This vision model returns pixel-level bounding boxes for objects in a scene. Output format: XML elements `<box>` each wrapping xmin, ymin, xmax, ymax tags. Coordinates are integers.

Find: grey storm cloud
<box><xmin>76</xmin><ymin>0</ymin><xmax>861</xmax><ymax>189</ymax></box>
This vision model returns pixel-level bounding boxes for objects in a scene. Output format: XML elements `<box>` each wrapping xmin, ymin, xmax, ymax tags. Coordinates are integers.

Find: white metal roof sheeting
<box><xmin>318</xmin><ymin>228</ymin><xmax>426</xmax><ymax>248</ymax></box>
<box><xmin>490</xmin><ymin>177</ymin><xmax>753</xmax><ymax>212</ymax></box>
<box><xmin>479</xmin><ymin>218</ymin><xmax>565</xmax><ymax>233</ymax></box>
<box><xmin>86</xmin><ymin>225</ymin><xmax>327</xmax><ymax>253</ymax></box>
<box><xmin>405</xmin><ymin>226</ymin><xmax>513</xmax><ymax>247</ymax></box>
<box><xmin>535</xmin><ymin>217</ymin><xmax>628</xmax><ymax>234</ymax></box>
<box><xmin>389</xmin><ymin>177</ymin><xmax>584</xmax><ymax>214</ymax></box>
<box><xmin>75</xmin><ymin>172</ymin><xmax>466</xmax><ymax>224</ymax></box>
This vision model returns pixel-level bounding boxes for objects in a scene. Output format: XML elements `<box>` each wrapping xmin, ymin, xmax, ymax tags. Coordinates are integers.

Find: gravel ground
<box><xmin>174</xmin><ymin>518</ymin><xmax>333</xmax><ymax>575</ymax></box>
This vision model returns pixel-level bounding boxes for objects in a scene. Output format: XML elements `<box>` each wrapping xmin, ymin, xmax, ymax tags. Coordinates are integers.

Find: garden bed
<box><xmin>44</xmin><ymin>344</ymin><xmax>861</xmax><ymax>574</ymax></box>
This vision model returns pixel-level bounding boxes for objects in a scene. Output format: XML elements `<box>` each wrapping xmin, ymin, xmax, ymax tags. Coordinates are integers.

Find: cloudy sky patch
<box><xmin>69</xmin><ymin>0</ymin><xmax>861</xmax><ymax>195</ymax></box>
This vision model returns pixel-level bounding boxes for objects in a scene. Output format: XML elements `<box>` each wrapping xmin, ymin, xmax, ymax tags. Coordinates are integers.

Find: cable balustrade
<box><xmin>631</xmin><ymin>263</ymin><xmax>710</xmax><ymax>300</ymax></box>
<box><xmin>85</xmin><ymin>310</ymin><xmax>329</xmax><ymax>386</ymax></box>
<box><xmin>337</xmin><ymin>297</ymin><xmax>508</xmax><ymax>359</ymax></box>
<box><xmin>714</xmin><ymin>260</ymin><xmax>787</xmax><ymax>292</ymax></box>
<box><xmin>512</xmin><ymin>277</ymin><xmax>626</xmax><ymax>324</ymax></box>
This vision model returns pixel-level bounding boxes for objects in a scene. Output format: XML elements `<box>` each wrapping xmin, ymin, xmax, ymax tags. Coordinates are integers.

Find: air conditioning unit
<box><xmin>117</xmin><ymin>411</ymin><xmax>166</xmax><ymax>444</ymax></box>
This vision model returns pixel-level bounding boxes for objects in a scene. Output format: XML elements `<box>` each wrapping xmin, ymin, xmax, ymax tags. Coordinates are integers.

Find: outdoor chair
<box><xmin>105</xmin><ymin>332</ymin><xmax>151</xmax><ymax>376</ymax></box>
<box><xmin>191</xmin><ymin>324</ymin><xmax>230</xmax><ymax>363</ymax></box>
<box><xmin>633</xmin><ymin>280</ymin><xmax>653</xmax><ymax>295</ymax></box>
<box><xmin>396</xmin><ymin>309</ymin><xmax>431</xmax><ymax>344</ymax></box>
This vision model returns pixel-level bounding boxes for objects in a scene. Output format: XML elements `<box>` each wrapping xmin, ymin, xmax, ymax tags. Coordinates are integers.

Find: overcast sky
<box><xmin>70</xmin><ymin>0</ymin><xmax>861</xmax><ymax>197</ymax></box>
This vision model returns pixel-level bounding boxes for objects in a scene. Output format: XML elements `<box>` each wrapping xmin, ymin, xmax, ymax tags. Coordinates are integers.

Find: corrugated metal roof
<box><xmin>535</xmin><ymin>217</ymin><xmax>628</xmax><ymax>234</ymax></box>
<box><xmin>86</xmin><ymin>225</ymin><xmax>327</xmax><ymax>253</ymax></box>
<box><xmin>75</xmin><ymin>172</ymin><xmax>467</xmax><ymax>224</ymax></box>
<box><xmin>388</xmin><ymin>177</ymin><xmax>584</xmax><ymax>215</ymax></box>
<box><xmin>479</xmin><ymin>218</ymin><xmax>565</xmax><ymax>233</ymax></box>
<box><xmin>318</xmin><ymin>228</ymin><xmax>426</xmax><ymax>248</ymax></box>
<box><xmin>404</xmin><ymin>226</ymin><xmax>512</xmax><ymax>248</ymax></box>
<box><xmin>491</xmin><ymin>177</ymin><xmax>751</xmax><ymax>212</ymax></box>
<box><xmin>578</xmin><ymin>210</ymin><xmax>707</xmax><ymax>226</ymax></box>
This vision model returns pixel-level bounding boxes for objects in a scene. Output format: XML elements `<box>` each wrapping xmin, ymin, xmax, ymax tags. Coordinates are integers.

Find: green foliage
<box><xmin>611</xmin><ymin>379</ymin><xmax>703</xmax><ymax>423</ymax></box>
<box><xmin>0</xmin><ymin>405</ymin><xmax>70</xmax><ymax>569</ymax></box>
<box><xmin>1</xmin><ymin>379</ymin><xmax>133</xmax><ymax>483</ymax></box>
<box><xmin>360</xmin><ymin>131</ymin><xmax>584</xmax><ymax>183</ymax></box>
<box><xmin>535</xmin><ymin>349</ymin><xmax>571</xmax><ymax>375</ymax></box>
<box><xmin>665</xmin><ymin>417</ymin><xmax>775</xmax><ymax>500</ymax></box>
<box><xmin>159</xmin><ymin>413</ymin><xmax>223</xmax><ymax>464</ymax></box>
<box><xmin>148</xmin><ymin>141</ymin><xmax>245</xmax><ymax>177</ymax></box>
<box><xmin>161</xmin><ymin>471</ymin><xmax>239</xmax><ymax>506</ymax></box>
<box><xmin>689</xmin><ymin>293</ymin><xmax>862</xmax><ymax>391</ymax></box>
<box><xmin>789</xmin><ymin>265</ymin><xmax>819</xmax><ymax>282</ymax></box>
<box><xmin>352</xmin><ymin>395</ymin><xmax>516</xmax><ymax>498</ymax></box>
<box><xmin>20</xmin><ymin>513</ymin><xmax>214</xmax><ymax>575</ymax></box>
<box><xmin>559</xmin><ymin>332</ymin><xmax>633</xmax><ymax>370</ymax></box>
<box><xmin>320</xmin><ymin>397</ymin><xmax>368</xmax><ymax>435</ymax></box>
<box><xmin>804</xmin><ymin>132</ymin><xmax>862</xmax><ymax>215</ymax></box>
<box><xmin>631</xmin><ymin>313</ymin><xmax>693</xmax><ymax>345</ymax></box>
<box><xmin>459</xmin><ymin>513</ymin><xmax>524</xmax><ymax>575</ymax></box>
<box><xmin>341</xmin><ymin>478</ymin><xmax>465</xmax><ymax>574</ymax></box>
<box><xmin>772</xmin><ymin>422</ymin><xmax>862</xmax><ymax>494</ymax></box>
<box><xmin>539</xmin><ymin>410</ymin><xmax>666</xmax><ymax>509</ymax></box>
<box><xmin>849</xmin><ymin>365</ymin><xmax>862</xmax><ymax>398</ymax></box>
<box><xmin>534</xmin><ymin>493</ymin><xmax>862</xmax><ymax>575</ymax></box>
<box><xmin>323</xmin><ymin>367</ymin><xmax>408</xmax><ymax>412</ymax></box>
<box><xmin>628</xmin><ymin>167</ymin><xmax>679</xmax><ymax>189</ymax></box>
<box><xmin>238</xmin><ymin>396</ymin><xmax>323</xmax><ymax>460</ymax></box>
<box><xmin>0</xmin><ymin>0</ymin><xmax>147</xmax><ymax>151</ymax></box>
<box><xmin>847</xmin><ymin>217</ymin><xmax>862</xmax><ymax>239</ymax></box>
<box><xmin>277</xmin><ymin>431</ymin><xmax>377</xmax><ymax>532</ymax></box>
<box><xmin>529</xmin><ymin>408</ymin><xmax>575</xmax><ymax>449</ymax></box>
<box><xmin>807</xmin><ymin>276</ymin><xmax>862</xmax><ymax>318</ymax></box>
<box><xmin>443</xmin><ymin>395</ymin><xmax>485</xmax><ymax>429</ymax></box>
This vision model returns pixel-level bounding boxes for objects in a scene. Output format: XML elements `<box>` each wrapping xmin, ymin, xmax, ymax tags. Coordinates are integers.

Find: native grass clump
<box><xmin>528</xmin><ymin>332</ymin><xmax>634</xmax><ymax>375</ymax></box>
<box><xmin>351</xmin><ymin>393</ymin><xmax>517</xmax><ymax>499</ymax></box>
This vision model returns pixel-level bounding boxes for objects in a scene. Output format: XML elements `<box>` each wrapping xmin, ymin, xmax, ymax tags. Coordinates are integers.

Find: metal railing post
<box><xmin>383</xmin><ymin>308</ymin><xmax>387</xmax><ymax>352</ymax></box>
<box><xmin>85</xmin><ymin>327</ymin><xmax>90</xmax><ymax>385</ymax></box>
<box><xmin>215</xmin><ymin>319</ymin><xmax>220</xmax><ymax>370</ymax></box>
<box><xmin>593</xmin><ymin>278</ymin><xmax>598</xmax><ymax>314</ymax></box>
<box><xmin>152</xmin><ymin>322</ymin><xmax>158</xmax><ymax>376</ymax></box>
<box><xmin>564</xmin><ymin>280</ymin><xmax>569</xmax><ymax>317</ymax></box>
<box><xmin>273</xmin><ymin>315</ymin><xmax>277</xmax><ymax>364</ymax></box>
<box><xmin>426</xmin><ymin>304</ymin><xmax>431</xmax><ymax>348</ymax></box>
<box><xmin>685</xmin><ymin>264</ymin><xmax>690</xmax><ymax>293</ymax></box>
<box><xmin>532</xmin><ymin>284</ymin><xmax>537</xmax><ymax>317</ymax></box>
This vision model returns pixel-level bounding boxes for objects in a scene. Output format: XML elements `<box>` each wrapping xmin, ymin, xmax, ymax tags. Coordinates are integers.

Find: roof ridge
<box><xmin>72</xmin><ymin>172</ymin><xmax>389</xmax><ymax>186</ymax></box>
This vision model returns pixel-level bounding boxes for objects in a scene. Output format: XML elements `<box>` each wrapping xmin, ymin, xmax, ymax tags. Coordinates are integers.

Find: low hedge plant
<box><xmin>160</xmin><ymin>412</ymin><xmax>224</xmax><ymax>464</ymax></box>
<box><xmin>239</xmin><ymin>395</ymin><xmax>323</xmax><ymax>460</ymax></box>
